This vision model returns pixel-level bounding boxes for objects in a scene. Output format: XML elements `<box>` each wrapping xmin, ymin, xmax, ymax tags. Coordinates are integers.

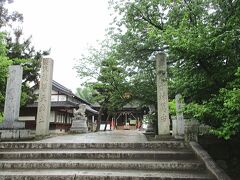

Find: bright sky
<box><xmin>7</xmin><ymin>0</ymin><xmax>112</xmax><ymax>93</ymax></box>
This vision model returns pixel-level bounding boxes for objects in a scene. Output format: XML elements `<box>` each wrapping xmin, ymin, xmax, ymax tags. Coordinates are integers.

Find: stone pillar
<box><xmin>0</xmin><ymin>65</ymin><xmax>24</xmax><ymax>129</ymax></box>
<box><xmin>172</xmin><ymin>116</ymin><xmax>177</xmax><ymax>136</ymax></box>
<box><xmin>156</xmin><ymin>53</ymin><xmax>170</xmax><ymax>135</ymax></box>
<box><xmin>36</xmin><ymin>58</ymin><xmax>53</xmax><ymax>136</ymax></box>
<box><xmin>184</xmin><ymin>119</ymin><xmax>199</xmax><ymax>142</ymax></box>
<box><xmin>176</xmin><ymin>94</ymin><xmax>184</xmax><ymax>137</ymax></box>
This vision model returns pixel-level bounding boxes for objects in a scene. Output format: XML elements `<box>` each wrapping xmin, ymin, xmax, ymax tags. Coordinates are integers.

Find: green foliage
<box><xmin>6</xmin><ymin>29</ymin><xmax>50</xmax><ymax>83</ymax></box>
<box><xmin>108</xmin><ymin>0</ymin><xmax>240</xmax><ymax>139</ymax></box>
<box><xmin>93</xmin><ymin>55</ymin><xmax>130</xmax><ymax>111</ymax></box>
<box><xmin>74</xmin><ymin>40</ymin><xmax>112</xmax><ymax>84</ymax></box>
<box><xmin>4</xmin><ymin>30</ymin><xmax>50</xmax><ymax>108</ymax></box>
<box><xmin>211</xmin><ymin>88</ymin><xmax>240</xmax><ymax>139</ymax></box>
<box><xmin>0</xmin><ymin>0</ymin><xmax>23</xmax><ymax>28</ymax></box>
<box><xmin>206</xmin><ymin>68</ymin><xmax>240</xmax><ymax>139</ymax></box>
<box><xmin>76</xmin><ymin>86</ymin><xmax>96</xmax><ymax>104</ymax></box>
<box><xmin>0</xmin><ymin>112</ymin><xmax>3</xmax><ymax>123</ymax></box>
<box><xmin>0</xmin><ymin>1</ymin><xmax>50</xmax><ymax>118</ymax></box>
<box><xmin>75</xmin><ymin>38</ymin><xmax>131</xmax><ymax>111</ymax></box>
<box><xmin>184</xmin><ymin>103</ymin><xmax>208</xmax><ymax>121</ymax></box>
<box><xmin>168</xmin><ymin>99</ymin><xmax>176</xmax><ymax>116</ymax></box>
<box><xmin>76</xmin><ymin>0</ymin><xmax>240</xmax><ymax>138</ymax></box>
<box><xmin>76</xmin><ymin>46</ymin><xmax>132</xmax><ymax>131</ymax></box>
<box><xmin>184</xmin><ymin>68</ymin><xmax>240</xmax><ymax>139</ymax></box>
<box><xmin>0</xmin><ymin>33</ymin><xmax>12</xmax><ymax>112</ymax></box>
<box><xmin>127</xmin><ymin>64</ymin><xmax>157</xmax><ymax>106</ymax></box>
<box><xmin>143</xmin><ymin>113</ymin><xmax>156</xmax><ymax>124</ymax></box>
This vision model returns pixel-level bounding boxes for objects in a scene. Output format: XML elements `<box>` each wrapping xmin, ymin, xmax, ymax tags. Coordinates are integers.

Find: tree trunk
<box><xmin>96</xmin><ymin>106</ymin><xmax>103</xmax><ymax>132</ymax></box>
<box><xmin>104</xmin><ymin>113</ymin><xmax>111</xmax><ymax>131</ymax></box>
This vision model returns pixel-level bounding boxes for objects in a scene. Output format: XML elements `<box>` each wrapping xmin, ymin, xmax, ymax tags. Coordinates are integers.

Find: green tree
<box><xmin>93</xmin><ymin>54</ymin><xmax>130</xmax><ymax>131</ymax></box>
<box><xmin>108</xmin><ymin>0</ymin><xmax>240</xmax><ymax>138</ymax></box>
<box><xmin>6</xmin><ymin>28</ymin><xmax>50</xmax><ymax>106</ymax></box>
<box><xmin>0</xmin><ymin>0</ymin><xmax>23</xmax><ymax>28</ymax></box>
<box><xmin>76</xmin><ymin>0</ymin><xmax>240</xmax><ymax>138</ymax></box>
<box><xmin>76</xmin><ymin>86</ymin><xmax>96</xmax><ymax>104</ymax></box>
<box><xmin>0</xmin><ymin>0</ymin><xmax>50</xmax><ymax>121</ymax></box>
<box><xmin>0</xmin><ymin>0</ymin><xmax>23</xmax><ymax>118</ymax></box>
<box><xmin>184</xmin><ymin>67</ymin><xmax>240</xmax><ymax>139</ymax></box>
<box><xmin>0</xmin><ymin>33</ymin><xmax>11</xmax><ymax>122</ymax></box>
<box><xmin>75</xmin><ymin>39</ymin><xmax>132</xmax><ymax>131</ymax></box>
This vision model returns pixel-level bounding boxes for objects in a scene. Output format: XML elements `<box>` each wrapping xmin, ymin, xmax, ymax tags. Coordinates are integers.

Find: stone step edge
<box><xmin>0</xmin><ymin>150</ymin><xmax>194</xmax><ymax>156</ymax></box>
<box><xmin>0</xmin><ymin>159</ymin><xmax>200</xmax><ymax>163</ymax></box>
<box><xmin>189</xmin><ymin>142</ymin><xmax>230</xmax><ymax>180</ymax></box>
<box><xmin>0</xmin><ymin>142</ymin><xmax>187</xmax><ymax>149</ymax></box>
<box><xmin>0</xmin><ymin>160</ymin><xmax>205</xmax><ymax>171</ymax></box>
<box><xmin>0</xmin><ymin>149</ymin><xmax>193</xmax><ymax>154</ymax></box>
<box><xmin>0</xmin><ymin>169</ymin><xmax>215</xmax><ymax>180</ymax></box>
<box><xmin>0</xmin><ymin>151</ymin><xmax>195</xmax><ymax>159</ymax></box>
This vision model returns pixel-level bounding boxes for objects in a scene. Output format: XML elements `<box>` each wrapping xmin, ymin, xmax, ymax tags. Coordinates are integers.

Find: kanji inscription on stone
<box><xmin>36</xmin><ymin>58</ymin><xmax>53</xmax><ymax>136</ymax></box>
<box><xmin>156</xmin><ymin>53</ymin><xmax>170</xmax><ymax>135</ymax></box>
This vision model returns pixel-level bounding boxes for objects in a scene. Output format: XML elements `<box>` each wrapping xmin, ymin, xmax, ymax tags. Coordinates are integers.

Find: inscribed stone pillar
<box><xmin>156</xmin><ymin>53</ymin><xmax>170</xmax><ymax>135</ymax></box>
<box><xmin>36</xmin><ymin>58</ymin><xmax>53</xmax><ymax>136</ymax></box>
<box><xmin>172</xmin><ymin>116</ymin><xmax>177</xmax><ymax>136</ymax></box>
<box><xmin>176</xmin><ymin>94</ymin><xmax>184</xmax><ymax>136</ymax></box>
<box><xmin>0</xmin><ymin>65</ymin><xmax>24</xmax><ymax>129</ymax></box>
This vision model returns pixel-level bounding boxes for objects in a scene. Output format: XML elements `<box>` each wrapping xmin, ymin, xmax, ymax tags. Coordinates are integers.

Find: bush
<box><xmin>184</xmin><ymin>68</ymin><xmax>240</xmax><ymax>139</ymax></box>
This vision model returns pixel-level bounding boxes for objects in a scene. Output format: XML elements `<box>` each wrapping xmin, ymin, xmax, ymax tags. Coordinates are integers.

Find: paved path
<box><xmin>37</xmin><ymin>130</ymin><xmax>147</xmax><ymax>143</ymax></box>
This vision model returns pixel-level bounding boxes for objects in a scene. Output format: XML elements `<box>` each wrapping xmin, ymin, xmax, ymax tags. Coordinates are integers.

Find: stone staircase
<box><xmin>0</xmin><ymin>141</ymin><xmax>216</xmax><ymax>179</ymax></box>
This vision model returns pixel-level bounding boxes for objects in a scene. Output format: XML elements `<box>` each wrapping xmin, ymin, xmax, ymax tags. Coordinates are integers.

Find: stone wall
<box><xmin>199</xmin><ymin>135</ymin><xmax>240</xmax><ymax>180</ymax></box>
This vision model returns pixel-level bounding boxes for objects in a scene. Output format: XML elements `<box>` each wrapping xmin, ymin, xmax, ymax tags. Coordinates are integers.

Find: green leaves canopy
<box><xmin>76</xmin><ymin>0</ymin><xmax>240</xmax><ymax>138</ymax></box>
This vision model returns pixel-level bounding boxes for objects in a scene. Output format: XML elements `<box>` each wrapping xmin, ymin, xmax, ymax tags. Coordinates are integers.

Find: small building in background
<box><xmin>19</xmin><ymin>80</ymin><xmax>98</xmax><ymax>133</ymax></box>
<box><xmin>92</xmin><ymin>102</ymin><xmax>144</xmax><ymax>130</ymax></box>
<box><xmin>114</xmin><ymin>103</ymin><xmax>143</xmax><ymax>130</ymax></box>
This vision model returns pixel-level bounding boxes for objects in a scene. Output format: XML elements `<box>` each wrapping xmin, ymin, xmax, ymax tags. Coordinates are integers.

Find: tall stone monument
<box><xmin>0</xmin><ymin>65</ymin><xmax>33</xmax><ymax>140</ymax></box>
<box><xmin>175</xmin><ymin>94</ymin><xmax>185</xmax><ymax>138</ymax></box>
<box><xmin>36</xmin><ymin>58</ymin><xmax>53</xmax><ymax>136</ymax></box>
<box><xmin>0</xmin><ymin>65</ymin><xmax>24</xmax><ymax>129</ymax></box>
<box><xmin>156</xmin><ymin>53</ymin><xmax>170</xmax><ymax>135</ymax></box>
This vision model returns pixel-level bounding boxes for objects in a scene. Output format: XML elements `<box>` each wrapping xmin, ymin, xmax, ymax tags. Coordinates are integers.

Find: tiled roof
<box><xmin>26</xmin><ymin>80</ymin><xmax>98</xmax><ymax>114</ymax></box>
<box><xmin>26</xmin><ymin>101</ymin><xmax>77</xmax><ymax>108</ymax></box>
<box><xmin>26</xmin><ymin>101</ymin><xmax>98</xmax><ymax>114</ymax></box>
<box><xmin>52</xmin><ymin>80</ymin><xmax>75</xmax><ymax>96</ymax></box>
<box><xmin>52</xmin><ymin>80</ymin><xmax>90</xmax><ymax>105</ymax></box>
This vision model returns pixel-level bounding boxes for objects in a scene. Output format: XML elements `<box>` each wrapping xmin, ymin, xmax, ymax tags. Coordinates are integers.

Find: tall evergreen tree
<box><xmin>0</xmin><ymin>0</ymin><xmax>50</xmax><ymax>121</ymax></box>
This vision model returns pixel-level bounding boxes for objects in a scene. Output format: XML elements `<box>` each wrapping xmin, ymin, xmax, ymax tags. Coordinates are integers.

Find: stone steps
<box><xmin>0</xmin><ymin>149</ymin><xmax>195</xmax><ymax>160</ymax></box>
<box><xmin>0</xmin><ymin>169</ymin><xmax>214</xmax><ymax>180</ymax></box>
<box><xmin>0</xmin><ymin>142</ymin><xmax>216</xmax><ymax>179</ymax></box>
<box><xmin>0</xmin><ymin>141</ymin><xmax>186</xmax><ymax>149</ymax></box>
<box><xmin>0</xmin><ymin>159</ymin><xmax>205</xmax><ymax>171</ymax></box>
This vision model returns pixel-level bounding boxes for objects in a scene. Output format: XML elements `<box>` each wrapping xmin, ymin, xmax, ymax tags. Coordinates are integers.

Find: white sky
<box><xmin>7</xmin><ymin>0</ymin><xmax>112</xmax><ymax>93</ymax></box>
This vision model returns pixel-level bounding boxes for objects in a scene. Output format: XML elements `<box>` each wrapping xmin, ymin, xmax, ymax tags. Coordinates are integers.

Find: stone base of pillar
<box><xmin>174</xmin><ymin>135</ymin><xmax>184</xmax><ymax>140</ymax></box>
<box><xmin>184</xmin><ymin>119</ymin><xmax>199</xmax><ymax>142</ymax></box>
<box><xmin>70</xmin><ymin>116</ymin><xmax>88</xmax><ymax>133</ymax></box>
<box><xmin>172</xmin><ymin>118</ymin><xmax>184</xmax><ymax>139</ymax></box>
<box><xmin>0</xmin><ymin>129</ymin><xmax>34</xmax><ymax>141</ymax></box>
<box><xmin>145</xmin><ymin>124</ymin><xmax>154</xmax><ymax>133</ymax></box>
<box><xmin>0</xmin><ymin>120</ymin><xmax>25</xmax><ymax>129</ymax></box>
<box><xmin>155</xmin><ymin>134</ymin><xmax>173</xmax><ymax>140</ymax></box>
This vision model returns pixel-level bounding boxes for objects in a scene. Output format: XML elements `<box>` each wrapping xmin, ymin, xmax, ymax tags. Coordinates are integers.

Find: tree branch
<box><xmin>183</xmin><ymin>0</ymin><xmax>196</xmax><ymax>24</ymax></box>
<box><xmin>138</xmin><ymin>46</ymin><xmax>169</xmax><ymax>52</ymax></box>
<box><xmin>134</xmin><ymin>6</ymin><xmax>164</xmax><ymax>30</ymax></box>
